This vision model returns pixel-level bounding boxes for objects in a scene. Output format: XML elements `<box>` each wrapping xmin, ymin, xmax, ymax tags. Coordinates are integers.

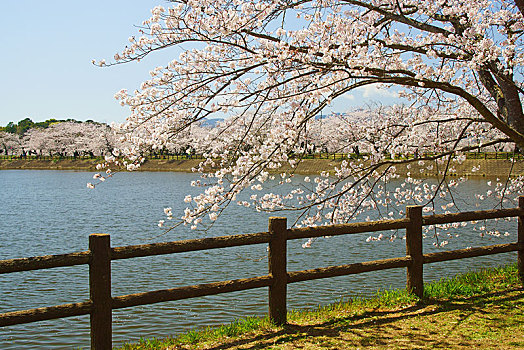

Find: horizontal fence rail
<box><xmin>423</xmin><ymin>207</ymin><xmax>524</xmax><ymax>225</ymax></box>
<box><xmin>1</xmin><ymin>200</ymin><xmax>523</xmax><ymax>349</ymax></box>
<box><xmin>111</xmin><ymin>231</ymin><xmax>271</xmax><ymax>260</ymax></box>
<box><xmin>287</xmin><ymin>256</ymin><xmax>413</xmax><ymax>283</ymax></box>
<box><xmin>287</xmin><ymin>218</ymin><xmax>410</xmax><ymax>240</ymax></box>
<box><xmin>0</xmin><ymin>302</ymin><xmax>92</xmax><ymax>327</ymax></box>
<box><xmin>112</xmin><ymin>276</ymin><xmax>273</xmax><ymax>310</ymax></box>
<box><xmin>423</xmin><ymin>242</ymin><xmax>521</xmax><ymax>264</ymax></box>
<box><xmin>0</xmin><ymin>251</ymin><xmax>90</xmax><ymax>274</ymax></box>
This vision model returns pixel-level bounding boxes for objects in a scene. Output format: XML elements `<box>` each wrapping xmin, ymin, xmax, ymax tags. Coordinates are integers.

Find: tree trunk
<box><xmin>515</xmin><ymin>0</ymin><xmax>524</xmax><ymax>18</ymax></box>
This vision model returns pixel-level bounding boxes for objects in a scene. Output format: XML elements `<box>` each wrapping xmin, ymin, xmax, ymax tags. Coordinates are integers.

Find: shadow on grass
<box><xmin>199</xmin><ymin>287</ymin><xmax>523</xmax><ymax>350</ymax></box>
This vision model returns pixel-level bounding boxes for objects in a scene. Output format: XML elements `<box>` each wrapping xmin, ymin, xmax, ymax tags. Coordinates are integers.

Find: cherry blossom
<box><xmin>0</xmin><ymin>131</ymin><xmax>22</xmax><ymax>156</ymax></box>
<box><xmin>100</xmin><ymin>0</ymin><xmax>524</xmax><ymax>243</ymax></box>
<box><xmin>23</xmin><ymin>122</ymin><xmax>116</xmax><ymax>157</ymax></box>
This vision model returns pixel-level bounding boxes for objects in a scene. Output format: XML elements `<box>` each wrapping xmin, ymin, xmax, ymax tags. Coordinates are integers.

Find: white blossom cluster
<box><xmin>97</xmin><ymin>0</ymin><xmax>524</xmax><ymax>243</ymax></box>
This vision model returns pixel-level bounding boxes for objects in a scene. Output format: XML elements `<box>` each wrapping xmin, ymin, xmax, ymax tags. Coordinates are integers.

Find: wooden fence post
<box><xmin>89</xmin><ymin>234</ymin><xmax>112</xmax><ymax>350</ymax></box>
<box><xmin>268</xmin><ymin>217</ymin><xmax>287</xmax><ymax>325</ymax></box>
<box><xmin>406</xmin><ymin>206</ymin><xmax>424</xmax><ymax>298</ymax></box>
<box><xmin>519</xmin><ymin>197</ymin><xmax>524</xmax><ymax>284</ymax></box>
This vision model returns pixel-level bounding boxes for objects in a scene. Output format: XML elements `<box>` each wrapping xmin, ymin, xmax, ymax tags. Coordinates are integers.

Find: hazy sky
<box><xmin>0</xmin><ymin>1</ymin><xmax>401</xmax><ymax>127</ymax></box>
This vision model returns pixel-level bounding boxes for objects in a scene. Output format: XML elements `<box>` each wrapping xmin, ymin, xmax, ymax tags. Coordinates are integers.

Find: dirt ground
<box><xmin>173</xmin><ymin>287</ymin><xmax>524</xmax><ymax>350</ymax></box>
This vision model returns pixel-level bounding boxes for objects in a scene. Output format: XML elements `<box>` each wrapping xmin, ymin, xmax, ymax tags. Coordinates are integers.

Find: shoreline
<box><xmin>1</xmin><ymin>157</ymin><xmax>523</xmax><ymax>177</ymax></box>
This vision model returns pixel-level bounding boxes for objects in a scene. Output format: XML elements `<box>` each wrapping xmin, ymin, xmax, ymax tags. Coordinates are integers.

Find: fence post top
<box><xmin>90</xmin><ymin>233</ymin><xmax>110</xmax><ymax>238</ymax></box>
<box><xmin>406</xmin><ymin>206</ymin><xmax>423</xmax><ymax>214</ymax></box>
<box><xmin>268</xmin><ymin>217</ymin><xmax>287</xmax><ymax>234</ymax></box>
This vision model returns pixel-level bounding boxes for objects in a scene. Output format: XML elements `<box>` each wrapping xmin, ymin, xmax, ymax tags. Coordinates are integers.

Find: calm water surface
<box><xmin>0</xmin><ymin>170</ymin><xmax>517</xmax><ymax>349</ymax></box>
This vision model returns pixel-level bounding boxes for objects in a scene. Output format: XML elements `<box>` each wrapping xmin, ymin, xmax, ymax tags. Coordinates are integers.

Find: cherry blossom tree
<box><xmin>72</xmin><ymin>122</ymin><xmax>117</xmax><ymax>156</ymax></box>
<box><xmin>0</xmin><ymin>131</ymin><xmax>21</xmax><ymax>156</ymax></box>
<box><xmin>24</xmin><ymin>122</ymin><xmax>116</xmax><ymax>157</ymax></box>
<box><xmin>23</xmin><ymin>127</ymin><xmax>49</xmax><ymax>156</ymax></box>
<box><xmin>161</xmin><ymin>121</ymin><xmax>213</xmax><ymax>154</ymax></box>
<box><xmin>99</xmin><ymin>0</ymin><xmax>524</xmax><ymax>238</ymax></box>
<box><xmin>304</xmin><ymin>106</ymin><xmax>514</xmax><ymax>155</ymax></box>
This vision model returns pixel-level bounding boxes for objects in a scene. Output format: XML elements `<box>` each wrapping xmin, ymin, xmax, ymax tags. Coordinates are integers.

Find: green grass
<box><xmin>119</xmin><ymin>316</ymin><xmax>274</xmax><ymax>350</ymax></box>
<box><xmin>118</xmin><ymin>264</ymin><xmax>522</xmax><ymax>350</ymax></box>
<box><xmin>424</xmin><ymin>264</ymin><xmax>519</xmax><ymax>299</ymax></box>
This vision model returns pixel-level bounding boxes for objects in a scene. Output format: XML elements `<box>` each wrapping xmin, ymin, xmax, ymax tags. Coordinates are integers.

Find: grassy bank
<box><xmin>119</xmin><ymin>264</ymin><xmax>523</xmax><ymax>349</ymax></box>
<box><xmin>1</xmin><ymin>157</ymin><xmax>524</xmax><ymax>176</ymax></box>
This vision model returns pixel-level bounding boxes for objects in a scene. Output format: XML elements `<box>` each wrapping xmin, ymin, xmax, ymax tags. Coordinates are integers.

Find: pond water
<box><xmin>0</xmin><ymin>170</ymin><xmax>518</xmax><ymax>349</ymax></box>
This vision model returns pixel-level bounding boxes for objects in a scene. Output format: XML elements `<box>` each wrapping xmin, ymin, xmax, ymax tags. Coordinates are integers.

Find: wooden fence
<box><xmin>1</xmin><ymin>200</ymin><xmax>524</xmax><ymax>349</ymax></box>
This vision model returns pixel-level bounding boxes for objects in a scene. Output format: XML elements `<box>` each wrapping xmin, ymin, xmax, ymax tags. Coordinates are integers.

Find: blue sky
<box><xmin>0</xmin><ymin>1</ymin><xmax>401</xmax><ymax>127</ymax></box>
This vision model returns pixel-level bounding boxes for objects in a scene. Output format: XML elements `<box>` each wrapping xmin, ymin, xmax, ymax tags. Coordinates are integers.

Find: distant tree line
<box><xmin>1</xmin><ymin>118</ymin><xmax>100</xmax><ymax>135</ymax></box>
<box><xmin>1</xmin><ymin>113</ymin><xmax>512</xmax><ymax>160</ymax></box>
<box><xmin>0</xmin><ymin>118</ymin><xmax>213</xmax><ymax>158</ymax></box>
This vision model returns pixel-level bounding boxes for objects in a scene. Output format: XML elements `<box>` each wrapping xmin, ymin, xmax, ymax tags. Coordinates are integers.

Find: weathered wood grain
<box><xmin>112</xmin><ymin>275</ymin><xmax>273</xmax><ymax>310</ymax></box>
<box><xmin>89</xmin><ymin>234</ymin><xmax>112</xmax><ymax>350</ymax></box>
<box><xmin>287</xmin><ymin>256</ymin><xmax>412</xmax><ymax>283</ymax></box>
<box><xmin>423</xmin><ymin>243</ymin><xmax>519</xmax><ymax>264</ymax></box>
<box><xmin>423</xmin><ymin>208</ymin><xmax>524</xmax><ymax>225</ymax></box>
<box><xmin>111</xmin><ymin>231</ymin><xmax>271</xmax><ymax>260</ymax></box>
<box><xmin>268</xmin><ymin>217</ymin><xmax>287</xmax><ymax>325</ymax></box>
<box><xmin>0</xmin><ymin>302</ymin><xmax>91</xmax><ymax>327</ymax></box>
<box><xmin>0</xmin><ymin>251</ymin><xmax>90</xmax><ymax>274</ymax></box>
<box><xmin>287</xmin><ymin>218</ymin><xmax>410</xmax><ymax>240</ymax></box>
<box><xmin>406</xmin><ymin>206</ymin><xmax>424</xmax><ymax>298</ymax></box>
